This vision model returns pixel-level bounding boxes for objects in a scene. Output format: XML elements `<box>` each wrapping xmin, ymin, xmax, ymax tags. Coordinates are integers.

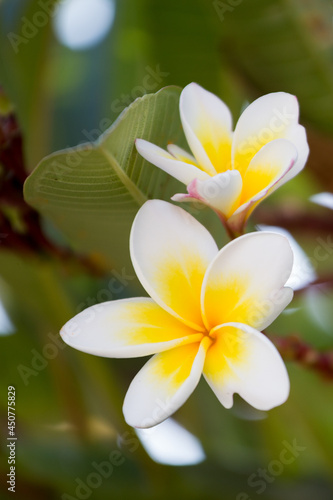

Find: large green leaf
<box><xmin>220</xmin><ymin>0</ymin><xmax>333</xmax><ymax>134</ymax></box>
<box><xmin>24</xmin><ymin>87</ymin><xmax>185</xmax><ymax>272</ymax></box>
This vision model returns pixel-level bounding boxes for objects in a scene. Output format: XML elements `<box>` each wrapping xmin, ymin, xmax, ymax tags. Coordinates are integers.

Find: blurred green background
<box><xmin>0</xmin><ymin>0</ymin><xmax>333</xmax><ymax>499</ymax></box>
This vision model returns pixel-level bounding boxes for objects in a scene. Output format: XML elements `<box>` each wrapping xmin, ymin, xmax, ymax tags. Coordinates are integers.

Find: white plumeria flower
<box><xmin>136</xmin><ymin>83</ymin><xmax>309</xmax><ymax>234</ymax></box>
<box><xmin>61</xmin><ymin>200</ymin><xmax>293</xmax><ymax>428</ymax></box>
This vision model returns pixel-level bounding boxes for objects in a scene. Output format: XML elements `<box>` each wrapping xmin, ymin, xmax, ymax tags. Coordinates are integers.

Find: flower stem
<box><xmin>224</xmin><ymin>221</ymin><xmax>238</xmax><ymax>240</ymax></box>
<box><xmin>215</xmin><ymin>211</ymin><xmax>241</xmax><ymax>240</ymax></box>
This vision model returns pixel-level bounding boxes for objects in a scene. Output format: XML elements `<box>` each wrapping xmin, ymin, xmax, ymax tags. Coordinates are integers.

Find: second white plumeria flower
<box><xmin>61</xmin><ymin>200</ymin><xmax>293</xmax><ymax>428</ymax></box>
<box><xmin>136</xmin><ymin>83</ymin><xmax>309</xmax><ymax>234</ymax></box>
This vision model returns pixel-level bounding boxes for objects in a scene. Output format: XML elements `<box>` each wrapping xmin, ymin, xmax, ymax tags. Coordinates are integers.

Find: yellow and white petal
<box><xmin>167</xmin><ymin>144</ymin><xmax>198</xmax><ymax>165</ymax></box>
<box><xmin>201</xmin><ymin>232</ymin><xmax>294</xmax><ymax>330</ymax></box>
<box><xmin>60</xmin><ymin>298</ymin><xmax>202</xmax><ymax>358</ymax></box>
<box><xmin>130</xmin><ymin>200</ymin><xmax>218</xmax><ymax>330</ymax></box>
<box><xmin>225</xmin><ymin>139</ymin><xmax>297</xmax><ymax>233</ymax></box>
<box><xmin>123</xmin><ymin>337</ymin><xmax>211</xmax><ymax>428</ymax></box>
<box><xmin>135</xmin><ymin>139</ymin><xmax>209</xmax><ymax>185</ymax></box>
<box><xmin>172</xmin><ymin>170</ymin><xmax>242</xmax><ymax>218</ymax></box>
<box><xmin>180</xmin><ymin>83</ymin><xmax>233</xmax><ymax>175</ymax></box>
<box><xmin>203</xmin><ymin>323</ymin><xmax>290</xmax><ymax>411</ymax></box>
<box><xmin>232</xmin><ymin>92</ymin><xmax>307</xmax><ymax>177</ymax></box>
<box><xmin>240</xmin><ymin>139</ymin><xmax>298</xmax><ymax>205</ymax></box>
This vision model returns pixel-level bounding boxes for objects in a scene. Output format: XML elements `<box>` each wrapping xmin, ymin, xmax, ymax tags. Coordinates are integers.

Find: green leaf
<box><xmin>24</xmin><ymin>87</ymin><xmax>185</xmax><ymax>272</ymax></box>
<box><xmin>220</xmin><ymin>0</ymin><xmax>333</xmax><ymax>134</ymax></box>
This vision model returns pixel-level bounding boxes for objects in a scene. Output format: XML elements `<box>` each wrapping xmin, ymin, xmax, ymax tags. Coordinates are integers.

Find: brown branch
<box><xmin>0</xmin><ymin>89</ymin><xmax>103</xmax><ymax>275</ymax></box>
<box><xmin>270</xmin><ymin>334</ymin><xmax>333</xmax><ymax>380</ymax></box>
<box><xmin>253</xmin><ymin>207</ymin><xmax>333</xmax><ymax>234</ymax></box>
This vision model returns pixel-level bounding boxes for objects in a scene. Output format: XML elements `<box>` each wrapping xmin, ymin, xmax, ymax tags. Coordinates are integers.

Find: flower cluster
<box><xmin>61</xmin><ymin>84</ymin><xmax>309</xmax><ymax>428</ymax></box>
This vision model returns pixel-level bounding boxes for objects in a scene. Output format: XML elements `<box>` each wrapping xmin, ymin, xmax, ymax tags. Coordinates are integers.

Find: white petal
<box><xmin>123</xmin><ymin>338</ymin><xmax>210</xmax><ymax>428</ymax></box>
<box><xmin>255</xmin><ymin>287</ymin><xmax>294</xmax><ymax>331</ymax></box>
<box><xmin>204</xmin><ymin>323</ymin><xmax>290</xmax><ymax>411</ymax></box>
<box><xmin>60</xmin><ymin>298</ymin><xmax>201</xmax><ymax>358</ymax></box>
<box><xmin>281</xmin><ymin>124</ymin><xmax>309</xmax><ymax>182</ymax></box>
<box><xmin>180</xmin><ymin>83</ymin><xmax>233</xmax><ymax>175</ymax></box>
<box><xmin>232</xmin><ymin>92</ymin><xmax>308</xmax><ymax>178</ymax></box>
<box><xmin>174</xmin><ymin>171</ymin><xmax>243</xmax><ymax>218</ymax></box>
<box><xmin>130</xmin><ymin>200</ymin><xmax>218</xmax><ymax>330</ymax></box>
<box><xmin>171</xmin><ymin>192</ymin><xmax>201</xmax><ymax>205</ymax></box>
<box><xmin>135</xmin><ymin>139</ymin><xmax>209</xmax><ymax>185</ymax></box>
<box><xmin>201</xmin><ymin>232</ymin><xmax>294</xmax><ymax>330</ymax></box>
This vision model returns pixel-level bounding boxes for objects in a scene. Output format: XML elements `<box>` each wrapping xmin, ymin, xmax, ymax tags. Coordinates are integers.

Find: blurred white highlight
<box><xmin>0</xmin><ymin>300</ymin><xmax>14</xmax><ymax>335</ymax></box>
<box><xmin>135</xmin><ymin>418</ymin><xmax>205</xmax><ymax>466</ymax></box>
<box><xmin>53</xmin><ymin>0</ymin><xmax>115</xmax><ymax>50</ymax></box>
<box><xmin>310</xmin><ymin>192</ymin><xmax>333</xmax><ymax>211</ymax></box>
